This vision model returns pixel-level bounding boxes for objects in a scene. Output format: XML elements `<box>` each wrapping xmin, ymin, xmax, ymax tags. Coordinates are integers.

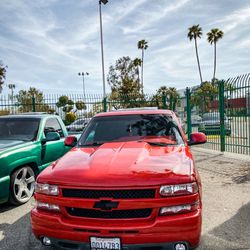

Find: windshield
<box><xmin>0</xmin><ymin>118</ymin><xmax>40</xmax><ymax>141</ymax></box>
<box><xmin>78</xmin><ymin>114</ymin><xmax>184</xmax><ymax>147</ymax></box>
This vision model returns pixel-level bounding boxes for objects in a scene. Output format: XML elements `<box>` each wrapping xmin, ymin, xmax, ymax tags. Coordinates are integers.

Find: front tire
<box><xmin>9</xmin><ymin>166</ymin><xmax>35</xmax><ymax>205</ymax></box>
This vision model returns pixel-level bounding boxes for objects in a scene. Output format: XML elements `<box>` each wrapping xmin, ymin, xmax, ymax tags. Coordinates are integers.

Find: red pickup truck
<box><xmin>31</xmin><ymin>109</ymin><xmax>206</xmax><ymax>250</ymax></box>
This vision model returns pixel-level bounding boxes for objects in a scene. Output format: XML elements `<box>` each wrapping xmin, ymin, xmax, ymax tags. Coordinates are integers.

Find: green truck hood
<box><xmin>0</xmin><ymin>140</ymin><xmax>26</xmax><ymax>151</ymax></box>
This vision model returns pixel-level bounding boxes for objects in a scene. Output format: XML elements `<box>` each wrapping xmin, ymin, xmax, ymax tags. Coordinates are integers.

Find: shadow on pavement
<box><xmin>0</xmin><ymin>212</ymin><xmax>47</xmax><ymax>250</ymax></box>
<box><xmin>199</xmin><ymin>202</ymin><xmax>250</xmax><ymax>250</ymax></box>
<box><xmin>232</xmin><ymin>169</ymin><xmax>250</xmax><ymax>184</ymax></box>
<box><xmin>0</xmin><ymin>203</ymin><xmax>17</xmax><ymax>213</ymax></box>
<box><xmin>210</xmin><ymin>202</ymin><xmax>250</xmax><ymax>246</ymax></box>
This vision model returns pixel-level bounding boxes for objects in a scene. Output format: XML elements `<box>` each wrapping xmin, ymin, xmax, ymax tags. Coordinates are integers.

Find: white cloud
<box><xmin>0</xmin><ymin>0</ymin><xmax>250</xmax><ymax>95</ymax></box>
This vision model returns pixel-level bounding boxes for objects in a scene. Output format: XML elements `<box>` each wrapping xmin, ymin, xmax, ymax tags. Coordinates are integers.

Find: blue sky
<box><xmin>1</xmin><ymin>0</ymin><xmax>250</xmax><ymax>95</ymax></box>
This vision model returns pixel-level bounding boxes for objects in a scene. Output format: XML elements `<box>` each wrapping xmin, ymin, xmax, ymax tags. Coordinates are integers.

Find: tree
<box><xmin>0</xmin><ymin>109</ymin><xmax>10</xmax><ymax>116</ymax></box>
<box><xmin>190</xmin><ymin>81</ymin><xmax>218</xmax><ymax>113</ymax></box>
<box><xmin>56</xmin><ymin>96</ymin><xmax>86</xmax><ymax>124</ymax></box>
<box><xmin>207</xmin><ymin>28</ymin><xmax>224</xmax><ymax>81</ymax></box>
<box><xmin>75</xmin><ymin>101</ymin><xmax>86</xmax><ymax>110</ymax></box>
<box><xmin>152</xmin><ymin>86</ymin><xmax>180</xmax><ymax>109</ymax></box>
<box><xmin>187</xmin><ymin>25</ymin><xmax>203</xmax><ymax>83</ymax></box>
<box><xmin>16</xmin><ymin>87</ymin><xmax>54</xmax><ymax>113</ymax></box>
<box><xmin>107</xmin><ymin>56</ymin><xmax>144</xmax><ymax>108</ymax></box>
<box><xmin>65</xmin><ymin>112</ymin><xmax>77</xmax><ymax>124</ymax></box>
<box><xmin>56</xmin><ymin>96</ymin><xmax>74</xmax><ymax>113</ymax></box>
<box><xmin>191</xmin><ymin>79</ymin><xmax>237</xmax><ymax>114</ymax></box>
<box><xmin>133</xmin><ymin>58</ymin><xmax>142</xmax><ymax>85</ymax></box>
<box><xmin>137</xmin><ymin>39</ymin><xmax>148</xmax><ymax>94</ymax></box>
<box><xmin>0</xmin><ymin>61</ymin><xmax>7</xmax><ymax>93</ymax></box>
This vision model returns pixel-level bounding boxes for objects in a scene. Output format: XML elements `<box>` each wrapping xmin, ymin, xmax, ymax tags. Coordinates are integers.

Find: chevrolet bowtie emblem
<box><xmin>94</xmin><ymin>200</ymin><xmax>119</xmax><ymax>211</ymax></box>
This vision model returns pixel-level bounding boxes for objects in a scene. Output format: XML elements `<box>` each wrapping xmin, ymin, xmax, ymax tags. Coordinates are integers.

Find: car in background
<box><xmin>183</xmin><ymin>115</ymin><xmax>202</xmax><ymax>129</ymax></box>
<box><xmin>191</xmin><ymin>114</ymin><xmax>202</xmax><ymax>126</ymax></box>
<box><xmin>198</xmin><ymin>112</ymin><xmax>231</xmax><ymax>136</ymax></box>
<box><xmin>66</xmin><ymin>118</ymin><xmax>91</xmax><ymax>132</ymax></box>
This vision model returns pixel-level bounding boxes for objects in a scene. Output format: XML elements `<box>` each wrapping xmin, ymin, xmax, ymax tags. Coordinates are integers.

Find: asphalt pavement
<box><xmin>0</xmin><ymin>148</ymin><xmax>250</xmax><ymax>250</ymax></box>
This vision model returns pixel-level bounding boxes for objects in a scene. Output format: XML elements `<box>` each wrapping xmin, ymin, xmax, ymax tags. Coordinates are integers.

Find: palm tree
<box><xmin>187</xmin><ymin>25</ymin><xmax>203</xmax><ymax>83</ymax></box>
<box><xmin>0</xmin><ymin>61</ymin><xmax>7</xmax><ymax>93</ymax></box>
<box><xmin>137</xmin><ymin>39</ymin><xmax>148</xmax><ymax>94</ymax></box>
<box><xmin>133</xmin><ymin>58</ymin><xmax>142</xmax><ymax>89</ymax></box>
<box><xmin>207</xmin><ymin>28</ymin><xmax>224</xmax><ymax>81</ymax></box>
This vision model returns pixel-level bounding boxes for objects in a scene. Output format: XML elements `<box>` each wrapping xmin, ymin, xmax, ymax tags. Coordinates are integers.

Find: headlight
<box><xmin>35</xmin><ymin>182</ymin><xmax>59</xmax><ymax>196</ymax></box>
<box><xmin>159</xmin><ymin>202</ymin><xmax>199</xmax><ymax>216</ymax></box>
<box><xmin>36</xmin><ymin>201</ymin><xmax>60</xmax><ymax>212</ymax></box>
<box><xmin>160</xmin><ymin>182</ymin><xmax>198</xmax><ymax>197</ymax></box>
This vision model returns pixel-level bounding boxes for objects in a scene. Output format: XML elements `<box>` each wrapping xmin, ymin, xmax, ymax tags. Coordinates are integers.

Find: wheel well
<box><xmin>10</xmin><ymin>162</ymin><xmax>39</xmax><ymax>178</ymax></box>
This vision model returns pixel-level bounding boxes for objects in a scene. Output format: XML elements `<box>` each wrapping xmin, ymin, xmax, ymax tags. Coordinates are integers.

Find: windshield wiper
<box><xmin>138</xmin><ymin>141</ymin><xmax>176</xmax><ymax>147</ymax></box>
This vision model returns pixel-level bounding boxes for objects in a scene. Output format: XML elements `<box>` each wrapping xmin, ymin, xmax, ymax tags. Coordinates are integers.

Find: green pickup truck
<box><xmin>0</xmin><ymin>114</ymin><xmax>78</xmax><ymax>205</ymax></box>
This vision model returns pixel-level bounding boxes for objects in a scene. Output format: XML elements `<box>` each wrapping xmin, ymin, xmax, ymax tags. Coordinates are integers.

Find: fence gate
<box><xmin>186</xmin><ymin>74</ymin><xmax>250</xmax><ymax>155</ymax></box>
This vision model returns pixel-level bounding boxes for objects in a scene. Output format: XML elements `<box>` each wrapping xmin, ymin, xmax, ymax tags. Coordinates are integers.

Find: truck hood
<box><xmin>0</xmin><ymin>139</ymin><xmax>26</xmax><ymax>151</ymax></box>
<box><xmin>39</xmin><ymin>141</ymin><xmax>193</xmax><ymax>187</ymax></box>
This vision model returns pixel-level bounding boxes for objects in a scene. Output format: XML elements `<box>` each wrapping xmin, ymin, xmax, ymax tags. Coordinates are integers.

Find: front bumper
<box><xmin>31</xmin><ymin>208</ymin><xmax>201</xmax><ymax>250</ymax></box>
<box><xmin>41</xmin><ymin>237</ymin><xmax>197</xmax><ymax>250</ymax></box>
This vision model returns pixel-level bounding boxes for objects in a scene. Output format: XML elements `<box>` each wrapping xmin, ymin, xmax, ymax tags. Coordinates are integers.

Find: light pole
<box><xmin>78</xmin><ymin>72</ymin><xmax>89</xmax><ymax>100</ymax></box>
<box><xmin>99</xmin><ymin>0</ymin><xmax>108</xmax><ymax>99</ymax></box>
<box><xmin>8</xmin><ymin>84</ymin><xmax>16</xmax><ymax>114</ymax></box>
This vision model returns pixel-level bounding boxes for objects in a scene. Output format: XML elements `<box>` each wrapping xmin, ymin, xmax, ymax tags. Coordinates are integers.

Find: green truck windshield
<box><xmin>0</xmin><ymin>118</ymin><xmax>40</xmax><ymax>141</ymax></box>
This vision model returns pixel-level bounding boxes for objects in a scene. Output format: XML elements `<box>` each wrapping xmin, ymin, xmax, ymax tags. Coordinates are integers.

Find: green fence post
<box><xmin>103</xmin><ymin>97</ymin><xmax>107</xmax><ymax>112</ymax></box>
<box><xmin>162</xmin><ymin>94</ymin><xmax>167</xmax><ymax>109</ymax></box>
<box><xmin>186</xmin><ymin>87</ymin><xmax>192</xmax><ymax>139</ymax></box>
<box><xmin>172</xmin><ymin>99</ymin><xmax>176</xmax><ymax>112</ymax></box>
<box><xmin>32</xmin><ymin>96</ymin><xmax>36</xmax><ymax>112</ymax></box>
<box><xmin>169</xmin><ymin>95</ymin><xmax>173</xmax><ymax>110</ymax></box>
<box><xmin>219</xmin><ymin>80</ymin><xmax>225</xmax><ymax>152</ymax></box>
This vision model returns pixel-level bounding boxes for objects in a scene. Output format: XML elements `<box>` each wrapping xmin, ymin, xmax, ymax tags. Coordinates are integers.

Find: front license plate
<box><xmin>90</xmin><ymin>237</ymin><xmax>121</xmax><ymax>250</ymax></box>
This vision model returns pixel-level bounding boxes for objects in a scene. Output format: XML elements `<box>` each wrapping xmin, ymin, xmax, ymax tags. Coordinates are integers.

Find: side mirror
<box><xmin>64</xmin><ymin>135</ymin><xmax>77</xmax><ymax>147</ymax></box>
<box><xmin>188</xmin><ymin>132</ymin><xmax>207</xmax><ymax>146</ymax></box>
<box><xmin>43</xmin><ymin>132</ymin><xmax>60</xmax><ymax>142</ymax></box>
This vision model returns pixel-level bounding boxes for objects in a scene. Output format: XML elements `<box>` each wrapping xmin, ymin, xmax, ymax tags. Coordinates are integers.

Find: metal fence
<box><xmin>0</xmin><ymin>73</ymin><xmax>249</xmax><ymax>155</ymax></box>
<box><xmin>0</xmin><ymin>93</ymin><xmax>175</xmax><ymax>117</ymax></box>
<box><xmin>185</xmin><ymin>74</ymin><xmax>250</xmax><ymax>155</ymax></box>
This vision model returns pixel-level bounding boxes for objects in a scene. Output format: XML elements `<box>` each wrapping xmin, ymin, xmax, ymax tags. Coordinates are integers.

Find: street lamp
<box><xmin>8</xmin><ymin>84</ymin><xmax>16</xmax><ymax>114</ymax></box>
<box><xmin>78</xmin><ymin>72</ymin><xmax>89</xmax><ymax>99</ymax></box>
<box><xmin>99</xmin><ymin>0</ymin><xmax>108</xmax><ymax>98</ymax></box>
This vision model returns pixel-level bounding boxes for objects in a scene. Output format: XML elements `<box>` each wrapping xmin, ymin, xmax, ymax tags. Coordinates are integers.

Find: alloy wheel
<box><xmin>12</xmin><ymin>167</ymin><xmax>35</xmax><ymax>204</ymax></box>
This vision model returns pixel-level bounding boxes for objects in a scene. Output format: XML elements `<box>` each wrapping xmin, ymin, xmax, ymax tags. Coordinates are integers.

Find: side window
<box><xmin>44</xmin><ymin>118</ymin><xmax>64</xmax><ymax>138</ymax></box>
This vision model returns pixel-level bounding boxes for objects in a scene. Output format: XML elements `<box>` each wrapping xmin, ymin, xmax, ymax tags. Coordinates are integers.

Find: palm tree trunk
<box><xmin>137</xmin><ymin>66</ymin><xmax>140</xmax><ymax>87</ymax></box>
<box><xmin>213</xmin><ymin>42</ymin><xmax>217</xmax><ymax>80</ymax></box>
<box><xmin>141</xmin><ymin>49</ymin><xmax>144</xmax><ymax>95</ymax></box>
<box><xmin>194</xmin><ymin>38</ymin><xmax>203</xmax><ymax>83</ymax></box>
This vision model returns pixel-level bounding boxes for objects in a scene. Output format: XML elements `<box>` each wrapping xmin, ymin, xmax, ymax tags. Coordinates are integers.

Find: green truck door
<box><xmin>41</xmin><ymin>118</ymin><xmax>67</xmax><ymax>166</ymax></box>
